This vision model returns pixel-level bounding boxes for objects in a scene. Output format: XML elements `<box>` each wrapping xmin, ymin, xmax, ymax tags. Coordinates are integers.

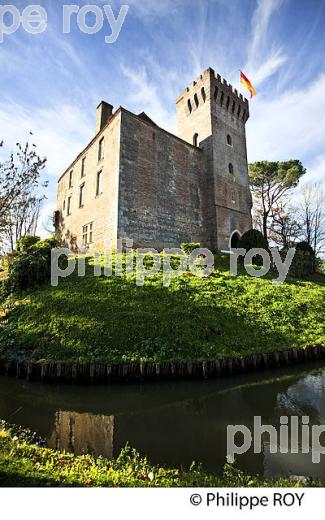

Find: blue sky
<box><xmin>1</xmin><ymin>0</ymin><xmax>325</xmax><ymax>233</ymax></box>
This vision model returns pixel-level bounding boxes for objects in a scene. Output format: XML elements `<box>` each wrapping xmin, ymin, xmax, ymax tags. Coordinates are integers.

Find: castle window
<box><xmin>237</xmin><ymin>105</ymin><xmax>241</xmax><ymax>118</ymax></box>
<box><xmin>232</xmin><ymin>100</ymin><xmax>236</xmax><ymax>114</ymax></box>
<box><xmin>220</xmin><ymin>91</ymin><xmax>224</xmax><ymax>106</ymax></box>
<box><xmin>67</xmin><ymin>196</ymin><xmax>71</xmax><ymax>215</ymax></box>
<box><xmin>214</xmin><ymin>86</ymin><xmax>218</xmax><ymax>102</ymax></box>
<box><xmin>89</xmin><ymin>222</ymin><xmax>93</xmax><ymax>243</ymax></box>
<box><xmin>69</xmin><ymin>170</ymin><xmax>73</xmax><ymax>188</ymax></box>
<box><xmin>231</xmin><ymin>190</ymin><xmax>236</xmax><ymax>204</ymax></box>
<box><xmin>82</xmin><ymin>225</ymin><xmax>88</xmax><ymax>245</ymax></box>
<box><xmin>79</xmin><ymin>183</ymin><xmax>85</xmax><ymax>207</ymax></box>
<box><xmin>242</xmin><ymin>109</ymin><xmax>246</xmax><ymax>121</ymax></box>
<box><xmin>187</xmin><ymin>99</ymin><xmax>192</xmax><ymax>114</ymax></box>
<box><xmin>81</xmin><ymin>157</ymin><xmax>86</xmax><ymax>177</ymax></box>
<box><xmin>227</xmin><ymin>134</ymin><xmax>232</xmax><ymax>146</ymax></box>
<box><xmin>82</xmin><ymin>222</ymin><xmax>94</xmax><ymax>245</ymax></box>
<box><xmin>194</xmin><ymin>93</ymin><xmax>199</xmax><ymax>108</ymax></box>
<box><xmin>63</xmin><ymin>199</ymin><xmax>66</xmax><ymax>211</ymax></box>
<box><xmin>201</xmin><ymin>87</ymin><xmax>206</xmax><ymax>103</ymax></box>
<box><xmin>226</xmin><ymin>96</ymin><xmax>230</xmax><ymax>110</ymax></box>
<box><xmin>193</xmin><ymin>133</ymin><xmax>199</xmax><ymax>147</ymax></box>
<box><xmin>228</xmin><ymin>163</ymin><xmax>234</xmax><ymax>176</ymax></box>
<box><xmin>98</xmin><ymin>137</ymin><xmax>105</xmax><ymax>161</ymax></box>
<box><xmin>96</xmin><ymin>170</ymin><xmax>103</xmax><ymax>196</ymax></box>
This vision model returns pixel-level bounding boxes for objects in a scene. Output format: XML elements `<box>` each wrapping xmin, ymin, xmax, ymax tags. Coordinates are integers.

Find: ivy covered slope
<box><xmin>0</xmin><ymin>254</ymin><xmax>324</xmax><ymax>363</ymax></box>
<box><xmin>0</xmin><ymin>423</ymin><xmax>319</xmax><ymax>487</ymax></box>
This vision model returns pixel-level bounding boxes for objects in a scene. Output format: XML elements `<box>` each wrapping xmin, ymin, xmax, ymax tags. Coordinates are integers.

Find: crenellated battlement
<box><xmin>176</xmin><ymin>67</ymin><xmax>249</xmax><ymax>123</ymax></box>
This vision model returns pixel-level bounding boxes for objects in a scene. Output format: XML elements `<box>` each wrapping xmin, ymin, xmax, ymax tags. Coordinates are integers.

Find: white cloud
<box><xmin>247</xmin><ymin>73</ymin><xmax>325</xmax><ymax>188</ymax></box>
<box><xmin>121</xmin><ymin>64</ymin><xmax>176</xmax><ymax>131</ymax></box>
<box><xmin>248</xmin><ymin>0</ymin><xmax>284</xmax><ymax>63</ymax></box>
<box><xmin>245</xmin><ymin>0</ymin><xmax>287</xmax><ymax>87</ymax></box>
<box><xmin>110</xmin><ymin>0</ymin><xmax>183</xmax><ymax>19</ymax></box>
<box><xmin>0</xmin><ymin>101</ymin><xmax>93</xmax><ymax>176</ymax></box>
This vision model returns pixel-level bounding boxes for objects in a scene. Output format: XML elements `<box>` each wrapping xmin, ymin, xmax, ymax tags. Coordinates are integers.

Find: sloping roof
<box><xmin>137</xmin><ymin>112</ymin><xmax>159</xmax><ymax>127</ymax></box>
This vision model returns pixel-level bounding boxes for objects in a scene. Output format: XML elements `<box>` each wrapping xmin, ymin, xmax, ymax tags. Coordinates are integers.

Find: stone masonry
<box><xmin>55</xmin><ymin>67</ymin><xmax>252</xmax><ymax>251</ymax></box>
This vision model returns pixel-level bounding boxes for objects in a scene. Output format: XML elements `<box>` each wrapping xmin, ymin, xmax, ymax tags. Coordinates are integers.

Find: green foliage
<box><xmin>3</xmin><ymin>236</ymin><xmax>61</xmax><ymax>294</ymax></box>
<box><xmin>237</xmin><ymin>229</ymin><xmax>268</xmax><ymax>266</ymax></box>
<box><xmin>249</xmin><ymin>160</ymin><xmax>306</xmax><ymax>239</ymax></box>
<box><xmin>0</xmin><ymin>423</ymin><xmax>319</xmax><ymax>487</ymax></box>
<box><xmin>16</xmin><ymin>235</ymin><xmax>40</xmax><ymax>253</ymax></box>
<box><xmin>0</xmin><ymin>254</ymin><xmax>324</xmax><ymax>364</ymax></box>
<box><xmin>181</xmin><ymin>243</ymin><xmax>201</xmax><ymax>254</ymax></box>
<box><xmin>296</xmin><ymin>241</ymin><xmax>315</xmax><ymax>256</ymax></box>
<box><xmin>249</xmin><ymin>160</ymin><xmax>306</xmax><ymax>191</ymax></box>
<box><xmin>238</xmin><ymin>229</ymin><xmax>268</xmax><ymax>251</ymax></box>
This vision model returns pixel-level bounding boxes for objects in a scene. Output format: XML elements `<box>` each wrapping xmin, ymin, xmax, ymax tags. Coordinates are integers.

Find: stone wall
<box><xmin>176</xmin><ymin>67</ymin><xmax>252</xmax><ymax>250</ymax></box>
<box><xmin>56</xmin><ymin>111</ymin><xmax>121</xmax><ymax>251</ymax></box>
<box><xmin>117</xmin><ymin>109</ymin><xmax>208</xmax><ymax>249</ymax></box>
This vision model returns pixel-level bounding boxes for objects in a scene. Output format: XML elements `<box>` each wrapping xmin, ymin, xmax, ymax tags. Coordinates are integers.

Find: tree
<box><xmin>268</xmin><ymin>201</ymin><xmax>301</xmax><ymax>249</ymax></box>
<box><xmin>0</xmin><ymin>137</ymin><xmax>47</xmax><ymax>252</ymax></box>
<box><xmin>249</xmin><ymin>160</ymin><xmax>306</xmax><ymax>241</ymax></box>
<box><xmin>298</xmin><ymin>183</ymin><xmax>325</xmax><ymax>255</ymax></box>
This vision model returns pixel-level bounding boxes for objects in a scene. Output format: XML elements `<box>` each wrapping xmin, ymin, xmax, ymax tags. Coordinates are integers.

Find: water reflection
<box><xmin>48</xmin><ymin>412</ymin><xmax>114</xmax><ymax>459</ymax></box>
<box><xmin>1</xmin><ymin>361</ymin><xmax>325</xmax><ymax>479</ymax></box>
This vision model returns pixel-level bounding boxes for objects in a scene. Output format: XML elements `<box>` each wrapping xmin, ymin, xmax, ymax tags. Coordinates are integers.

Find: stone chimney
<box><xmin>96</xmin><ymin>101</ymin><xmax>113</xmax><ymax>134</ymax></box>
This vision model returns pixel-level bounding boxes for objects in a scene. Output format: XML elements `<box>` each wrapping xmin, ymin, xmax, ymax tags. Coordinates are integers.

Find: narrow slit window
<box><xmin>226</xmin><ymin>96</ymin><xmax>230</xmax><ymax>110</ymax></box>
<box><xmin>214</xmin><ymin>86</ymin><xmax>218</xmax><ymax>102</ymax></box>
<box><xmin>69</xmin><ymin>170</ymin><xmax>73</xmax><ymax>188</ymax></box>
<box><xmin>67</xmin><ymin>196</ymin><xmax>71</xmax><ymax>215</ymax></box>
<box><xmin>96</xmin><ymin>170</ymin><xmax>103</xmax><ymax>196</ymax></box>
<box><xmin>187</xmin><ymin>99</ymin><xmax>192</xmax><ymax>113</ymax></box>
<box><xmin>82</xmin><ymin>225</ymin><xmax>88</xmax><ymax>244</ymax></box>
<box><xmin>81</xmin><ymin>157</ymin><xmax>86</xmax><ymax>177</ymax></box>
<box><xmin>193</xmin><ymin>133</ymin><xmax>199</xmax><ymax>147</ymax></box>
<box><xmin>194</xmin><ymin>93</ymin><xmax>199</xmax><ymax>108</ymax></box>
<box><xmin>201</xmin><ymin>87</ymin><xmax>206</xmax><ymax>103</ymax></box>
<box><xmin>89</xmin><ymin>222</ymin><xmax>93</xmax><ymax>243</ymax></box>
<box><xmin>228</xmin><ymin>163</ymin><xmax>234</xmax><ymax>176</ymax></box>
<box><xmin>98</xmin><ymin>137</ymin><xmax>104</xmax><ymax>161</ymax></box>
<box><xmin>79</xmin><ymin>183</ymin><xmax>85</xmax><ymax>207</ymax></box>
<box><xmin>220</xmin><ymin>92</ymin><xmax>224</xmax><ymax>106</ymax></box>
<box><xmin>227</xmin><ymin>134</ymin><xmax>232</xmax><ymax>146</ymax></box>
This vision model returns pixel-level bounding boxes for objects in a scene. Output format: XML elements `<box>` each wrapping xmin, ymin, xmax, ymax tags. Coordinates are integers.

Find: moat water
<box><xmin>1</xmin><ymin>361</ymin><xmax>325</xmax><ymax>479</ymax></box>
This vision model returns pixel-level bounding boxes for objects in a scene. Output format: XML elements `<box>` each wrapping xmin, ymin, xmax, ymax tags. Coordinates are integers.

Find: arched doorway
<box><xmin>230</xmin><ymin>231</ymin><xmax>241</xmax><ymax>249</ymax></box>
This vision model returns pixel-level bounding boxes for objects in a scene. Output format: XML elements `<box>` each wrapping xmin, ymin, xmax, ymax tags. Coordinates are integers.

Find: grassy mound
<box><xmin>0</xmin><ymin>254</ymin><xmax>324</xmax><ymax>363</ymax></box>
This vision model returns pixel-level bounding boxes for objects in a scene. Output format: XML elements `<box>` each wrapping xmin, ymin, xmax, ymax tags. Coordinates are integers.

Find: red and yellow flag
<box><xmin>240</xmin><ymin>71</ymin><xmax>256</xmax><ymax>98</ymax></box>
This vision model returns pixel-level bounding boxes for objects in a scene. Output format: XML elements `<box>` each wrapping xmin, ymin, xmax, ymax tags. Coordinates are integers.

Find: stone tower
<box><xmin>176</xmin><ymin>67</ymin><xmax>252</xmax><ymax>250</ymax></box>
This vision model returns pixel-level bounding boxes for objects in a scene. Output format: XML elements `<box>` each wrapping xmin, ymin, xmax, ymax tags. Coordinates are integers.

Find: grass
<box><xmin>0</xmin><ymin>422</ymin><xmax>320</xmax><ymax>487</ymax></box>
<box><xmin>0</xmin><ymin>253</ymin><xmax>324</xmax><ymax>363</ymax></box>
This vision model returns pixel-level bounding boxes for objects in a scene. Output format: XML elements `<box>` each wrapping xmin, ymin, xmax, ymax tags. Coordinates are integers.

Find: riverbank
<box><xmin>0</xmin><ymin>255</ymin><xmax>324</xmax><ymax>368</ymax></box>
<box><xmin>1</xmin><ymin>344</ymin><xmax>325</xmax><ymax>382</ymax></box>
<box><xmin>0</xmin><ymin>422</ymin><xmax>320</xmax><ymax>487</ymax></box>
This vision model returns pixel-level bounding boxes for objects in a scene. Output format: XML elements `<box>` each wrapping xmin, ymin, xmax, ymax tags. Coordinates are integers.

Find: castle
<box><xmin>55</xmin><ymin>67</ymin><xmax>252</xmax><ymax>252</ymax></box>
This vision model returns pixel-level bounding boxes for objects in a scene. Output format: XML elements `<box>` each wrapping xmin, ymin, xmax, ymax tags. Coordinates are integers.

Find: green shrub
<box><xmin>237</xmin><ymin>229</ymin><xmax>268</xmax><ymax>266</ymax></box>
<box><xmin>181</xmin><ymin>243</ymin><xmax>201</xmax><ymax>254</ymax></box>
<box><xmin>238</xmin><ymin>229</ymin><xmax>268</xmax><ymax>251</ymax></box>
<box><xmin>296</xmin><ymin>241</ymin><xmax>315</xmax><ymax>256</ymax></box>
<box><xmin>3</xmin><ymin>236</ymin><xmax>62</xmax><ymax>294</ymax></box>
<box><xmin>16</xmin><ymin>235</ymin><xmax>40</xmax><ymax>253</ymax></box>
